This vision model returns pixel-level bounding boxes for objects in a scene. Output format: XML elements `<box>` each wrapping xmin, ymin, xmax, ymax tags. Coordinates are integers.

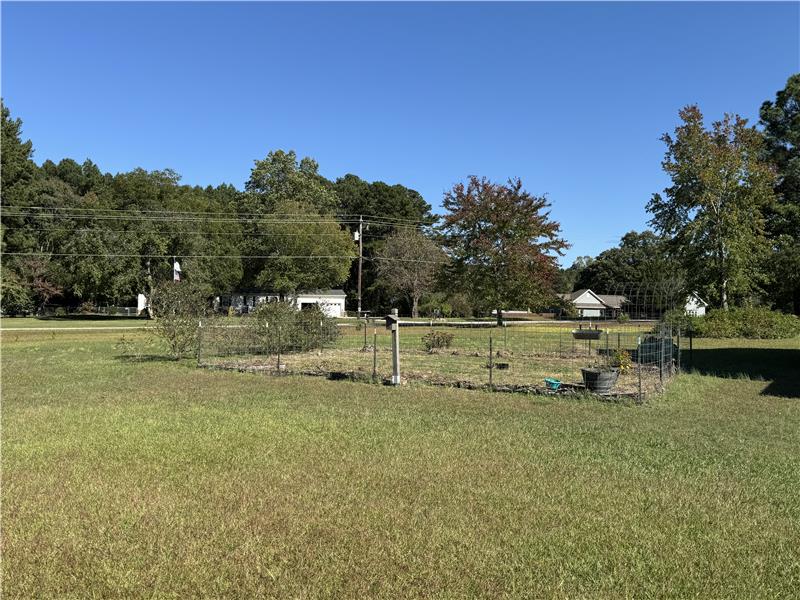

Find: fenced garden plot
<box><xmin>198</xmin><ymin>319</ymin><xmax>680</xmax><ymax>401</ymax></box>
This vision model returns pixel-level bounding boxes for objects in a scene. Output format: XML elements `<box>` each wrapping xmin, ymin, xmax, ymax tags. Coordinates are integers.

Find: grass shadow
<box><xmin>113</xmin><ymin>354</ymin><xmax>178</xmax><ymax>364</ymax></box>
<box><xmin>689</xmin><ymin>347</ymin><xmax>800</xmax><ymax>398</ymax></box>
<box><xmin>38</xmin><ymin>315</ymin><xmax>148</xmax><ymax>322</ymax></box>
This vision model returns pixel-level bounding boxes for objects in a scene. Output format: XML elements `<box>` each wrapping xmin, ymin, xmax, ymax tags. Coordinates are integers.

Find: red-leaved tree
<box><xmin>441</xmin><ymin>176</ymin><xmax>569</xmax><ymax>324</ymax></box>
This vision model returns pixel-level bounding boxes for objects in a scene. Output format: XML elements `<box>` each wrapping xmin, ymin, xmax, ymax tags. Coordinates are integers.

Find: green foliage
<box><xmin>661</xmin><ymin>308</ymin><xmax>697</xmax><ymax>333</ymax></box>
<box><xmin>692</xmin><ymin>307</ymin><xmax>800</xmax><ymax>339</ymax></box>
<box><xmin>616</xmin><ymin>312</ymin><xmax>630</xmax><ymax>323</ymax></box>
<box><xmin>648</xmin><ymin>106</ymin><xmax>776</xmax><ymax>309</ymax></box>
<box><xmin>245</xmin><ymin>150</ymin><xmax>339</xmax><ymax>214</ymax></box>
<box><xmin>759</xmin><ymin>74</ymin><xmax>800</xmax><ymax>314</ymax></box>
<box><xmin>333</xmin><ymin>174</ymin><xmax>434</xmax><ymax>314</ymax></box>
<box><xmin>149</xmin><ymin>282</ymin><xmax>210</xmax><ymax>359</ymax></box>
<box><xmin>574</xmin><ymin>231</ymin><xmax>683</xmax><ymax>293</ymax></box>
<box><xmin>246</xmin><ymin>301</ymin><xmax>340</xmax><ymax>353</ymax></box>
<box><xmin>610</xmin><ymin>348</ymin><xmax>633</xmax><ymax>374</ymax></box>
<box><xmin>246</xmin><ymin>200</ymin><xmax>355</xmax><ymax>293</ymax></box>
<box><xmin>422</xmin><ymin>330</ymin><xmax>455</xmax><ymax>352</ymax></box>
<box><xmin>0</xmin><ymin>267</ymin><xmax>34</xmax><ymax>315</ymax></box>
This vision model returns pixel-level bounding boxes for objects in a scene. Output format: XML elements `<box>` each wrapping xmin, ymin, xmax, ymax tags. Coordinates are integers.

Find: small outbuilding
<box><xmin>684</xmin><ymin>293</ymin><xmax>708</xmax><ymax>317</ymax></box>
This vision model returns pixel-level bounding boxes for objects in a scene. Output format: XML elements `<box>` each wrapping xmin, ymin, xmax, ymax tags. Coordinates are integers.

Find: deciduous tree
<box><xmin>441</xmin><ymin>176</ymin><xmax>569</xmax><ymax>324</ymax></box>
<box><xmin>647</xmin><ymin>106</ymin><xmax>776</xmax><ymax>309</ymax></box>
<box><xmin>375</xmin><ymin>228</ymin><xmax>445</xmax><ymax>317</ymax></box>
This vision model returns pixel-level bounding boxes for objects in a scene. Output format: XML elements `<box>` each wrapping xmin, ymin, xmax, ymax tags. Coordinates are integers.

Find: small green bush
<box><xmin>660</xmin><ymin>308</ymin><xmax>699</xmax><ymax>333</ymax></box>
<box><xmin>693</xmin><ymin>307</ymin><xmax>800</xmax><ymax>339</ymax></box>
<box><xmin>610</xmin><ymin>349</ymin><xmax>633</xmax><ymax>373</ymax></box>
<box><xmin>616</xmin><ymin>312</ymin><xmax>631</xmax><ymax>323</ymax></box>
<box><xmin>149</xmin><ymin>282</ymin><xmax>211</xmax><ymax>359</ymax></box>
<box><xmin>0</xmin><ymin>268</ymin><xmax>34</xmax><ymax>316</ymax></box>
<box><xmin>247</xmin><ymin>301</ymin><xmax>340</xmax><ymax>353</ymax></box>
<box><xmin>422</xmin><ymin>330</ymin><xmax>454</xmax><ymax>352</ymax></box>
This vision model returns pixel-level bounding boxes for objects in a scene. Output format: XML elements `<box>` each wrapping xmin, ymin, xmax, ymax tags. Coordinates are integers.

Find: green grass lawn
<box><xmin>2</xmin><ymin>328</ymin><xmax>799</xmax><ymax>597</ymax></box>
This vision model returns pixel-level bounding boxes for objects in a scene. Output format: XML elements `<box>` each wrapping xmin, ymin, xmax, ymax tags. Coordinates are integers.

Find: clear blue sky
<box><xmin>2</xmin><ymin>2</ymin><xmax>798</xmax><ymax>265</ymax></box>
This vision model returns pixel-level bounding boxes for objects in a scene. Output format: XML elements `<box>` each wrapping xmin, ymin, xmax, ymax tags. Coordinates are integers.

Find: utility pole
<box><xmin>357</xmin><ymin>215</ymin><xmax>363</xmax><ymax>317</ymax></box>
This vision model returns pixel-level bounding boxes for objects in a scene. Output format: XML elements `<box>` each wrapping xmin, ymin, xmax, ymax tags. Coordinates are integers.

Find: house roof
<box><xmin>224</xmin><ymin>289</ymin><xmax>346</xmax><ymax>297</ymax></box>
<box><xmin>595</xmin><ymin>294</ymin><xmax>627</xmax><ymax>309</ymax></box>
<box><xmin>560</xmin><ymin>289</ymin><xmax>628</xmax><ymax>310</ymax></box>
<box><xmin>295</xmin><ymin>289</ymin><xmax>347</xmax><ymax>297</ymax></box>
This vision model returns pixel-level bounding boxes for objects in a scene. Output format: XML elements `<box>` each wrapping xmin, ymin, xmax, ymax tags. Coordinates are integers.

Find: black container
<box><xmin>572</xmin><ymin>329</ymin><xmax>603</xmax><ymax>340</ymax></box>
<box><xmin>581</xmin><ymin>367</ymin><xmax>619</xmax><ymax>393</ymax></box>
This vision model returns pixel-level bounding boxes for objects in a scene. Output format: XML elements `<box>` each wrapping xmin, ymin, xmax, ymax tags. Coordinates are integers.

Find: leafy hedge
<box><xmin>689</xmin><ymin>307</ymin><xmax>800</xmax><ymax>339</ymax></box>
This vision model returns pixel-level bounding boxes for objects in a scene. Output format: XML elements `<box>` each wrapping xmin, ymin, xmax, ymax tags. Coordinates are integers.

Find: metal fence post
<box><xmin>390</xmin><ymin>309</ymin><xmax>401</xmax><ymax>385</ymax></box>
<box><xmin>197</xmin><ymin>319</ymin><xmax>203</xmax><ymax>367</ymax></box>
<box><xmin>677</xmin><ymin>328</ymin><xmax>681</xmax><ymax>373</ymax></box>
<box><xmin>372</xmin><ymin>328</ymin><xmax>378</xmax><ymax>383</ymax></box>
<box><xmin>277</xmin><ymin>325</ymin><xmax>282</xmax><ymax>374</ymax></box>
<box><xmin>488</xmin><ymin>331</ymin><xmax>494</xmax><ymax>391</ymax></box>
<box><xmin>637</xmin><ymin>335</ymin><xmax>643</xmax><ymax>404</ymax></box>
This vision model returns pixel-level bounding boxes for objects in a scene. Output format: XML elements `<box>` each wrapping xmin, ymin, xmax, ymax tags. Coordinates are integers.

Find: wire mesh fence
<box><xmin>197</xmin><ymin>318</ymin><xmax>681</xmax><ymax>402</ymax></box>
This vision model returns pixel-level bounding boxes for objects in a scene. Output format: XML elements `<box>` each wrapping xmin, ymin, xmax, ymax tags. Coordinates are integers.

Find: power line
<box><xmin>4</xmin><ymin>206</ymin><xmax>436</xmax><ymax>223</ymax></box>
<box><xmin>2</xmin><ymin>251</ymin><xmax>447</xmax><ymax>264</ymax></box>
<box><xmin>1</xmin><ymin>206</ymin><xmax>436</xmax><ymax>226</ymax></box>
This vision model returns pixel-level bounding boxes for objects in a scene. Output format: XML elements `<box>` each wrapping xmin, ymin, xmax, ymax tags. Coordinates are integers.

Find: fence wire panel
<box><xmin>197</xmin><ymin>318</ymin><xmax>680</xmax><ymax>400</ymax></box>
<box><xmin>198</xmin><ymin>320</ymin><xmax>391</xmax><ymax>382</ymax></box>
<box><xmin>394</xmin><ymin>322</ymin><xmax>679</xmax><ymax>399</ymax></box>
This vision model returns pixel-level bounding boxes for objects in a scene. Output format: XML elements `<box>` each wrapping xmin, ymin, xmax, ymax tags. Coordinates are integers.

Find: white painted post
<box><xmin>389</xmin><ymin>308</ymin><xmax>401</xmax><ymax>385</ymax></box>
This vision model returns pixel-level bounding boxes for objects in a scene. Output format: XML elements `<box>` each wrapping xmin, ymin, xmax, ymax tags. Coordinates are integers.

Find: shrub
<box><xmin>693</xmin><ymin>307</ymin><xmax>800</xmax><ymax>339</ymax></box>
<box><xmin>149</xmin><ymin>282</ymin><xmax>211</xmax><ymax>359</ymax></box>
<box><xmin>0</xmin><ymin>268</ymin><xmax>34</xmax><ymax>316</ymax></box>
<box><xmin>616</xmin><ymin>312</ymin><xmax>631</xmax><ymax>323</ymax></box>
<box><xmin>422</xmin><ymin>330</ymin><xmax>454</xmax><ymax>352</ymax></box>
<box><xmin>246</xmin><ymin>301</ymin><xmax>340</xmax><ymax>353</ymax></box>
<box><xmin>660</xmin><ymin>308</ymin><xmax>699</xmax><ymax>333</ymax></box>
<box><xmin>610</xmin><ymin>349</ymin><xmax>633</xmax><ymax>373</ymax></box>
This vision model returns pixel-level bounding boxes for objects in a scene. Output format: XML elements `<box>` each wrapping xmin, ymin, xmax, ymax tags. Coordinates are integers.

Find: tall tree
<box><xmin>247</xmin><ymin>200</ymin><xmax>355</xmax><ymax>294</ymax></box>
<box><xmin>647</xmin><ymin>106</ymin><xmax>776</xmax><ymax>309</ymax></box>
<box><xmin>1</xmin><ymin>101</ymin><xmax>37</xmax><ymax>198</ymax></box>
<box><xmin>574</xmin><ymin>231</ymin><xmax>683</xmax><ymax>293</ymax></box>
<box><xmin>760</xmin><ymin>73</ymin><xmax>800</xmax><ymax>314</ymax></box>
<box><xmin>375</xmin><ymin>228</ymin><xmax>445</xmax><ymax>317</ymax></box>
<box><xmin>440</xmin><ymin>176</ymin><xmax>569</xmax><ymax>324</ymax></box>
<box><xmin>244</xmin><ymin>150</ymin><xmax>339</xmax><ymax>214</ymax></box>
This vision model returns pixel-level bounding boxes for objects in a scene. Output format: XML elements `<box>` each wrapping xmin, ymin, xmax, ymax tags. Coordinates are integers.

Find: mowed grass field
<box><xmin>2</xmin><ymin>323</ymin><xmax>799</xmax><ymax>598</ymax></box>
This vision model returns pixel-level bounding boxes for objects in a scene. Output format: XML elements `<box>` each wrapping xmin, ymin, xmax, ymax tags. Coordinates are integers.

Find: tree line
<box><xmin>2</xmin><ymin>73</ymin><xmax>798</xmax><ymax>318</ymax></box>
<box><xmin>0</xmin><ymin>103</ymin><xmax>566</xmax><ymax>320</ymax></box>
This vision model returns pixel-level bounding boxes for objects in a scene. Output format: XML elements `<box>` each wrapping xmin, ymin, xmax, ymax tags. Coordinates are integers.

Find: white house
<box><xmin>558</xmin><ymin>289</ymin><xmax>627</xmax><ymax>318</ymax></box>
<box><xmin>218</xmin><ymin>289</ymin><xmax>347</xmax><ymax>318</ymax></box>
<box><xmin>684</xmin><ymin>293</ymin><xmax>708</xmax><ymax>317</ymax></box>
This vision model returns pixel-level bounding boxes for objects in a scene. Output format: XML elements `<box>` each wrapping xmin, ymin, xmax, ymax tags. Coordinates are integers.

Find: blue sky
<box><xmin>2</xmin><ymin>2</ymin><xmax>798</xmax><ymax>265</ymax></box>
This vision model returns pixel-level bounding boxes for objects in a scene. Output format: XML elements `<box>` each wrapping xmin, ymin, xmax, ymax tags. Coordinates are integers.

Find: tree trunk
<box><xmin>411</xmin><ymin>295</ymin><xmax>419</xmax><ymax>318</ymax></box>
<box><xmin>496</xmin><ymin>308</ymin><xmax>503</xmax><ymax>327</ymax></box>
<box><xmin>721</xmin><ymin>278</ymin><xmax>729</xmax><ymax>310</ymax></box>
